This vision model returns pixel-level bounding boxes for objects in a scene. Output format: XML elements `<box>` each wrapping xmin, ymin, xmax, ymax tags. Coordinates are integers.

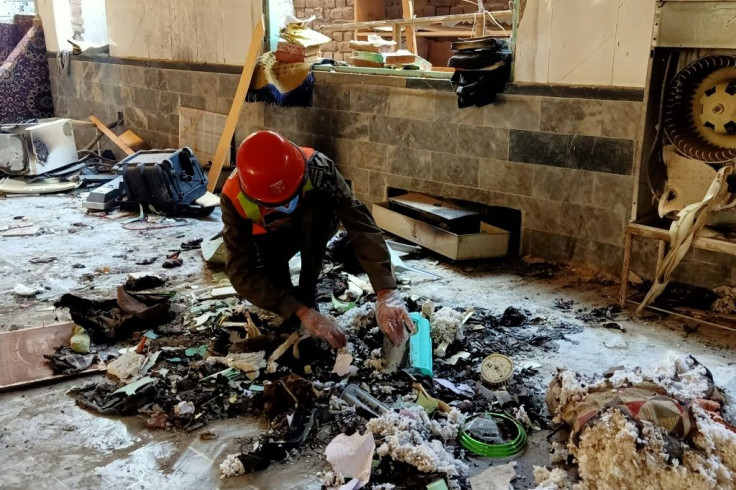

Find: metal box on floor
<box><xmin>372</xmin><ymin>201</ymin><xmax>510</xmax><ymax>260</ymax></box>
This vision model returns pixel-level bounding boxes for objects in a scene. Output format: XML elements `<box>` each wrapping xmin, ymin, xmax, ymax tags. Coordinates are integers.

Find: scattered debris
<box><xmin>12</xmin><ymin>284</ymin><xmax>37</xmax><ymax>297</ymax></box>
<box><xmin>69</xmin><ymin>325</ymin><xmax>90</xmax><ymax>354</ymax></box>
<box><xmin>469</xmin><ymin>462</ymin><xmax>516</xmax><ymax>490</ymax></box>
<box><xmin>162</xmin><ymin>252</ymin><xmax>183</xmax><ymax>268</ymax></box>
<box><xmin>324</xmin><ymin>431</ymin><xmax>376</xmax><ymax>487</ymax></box>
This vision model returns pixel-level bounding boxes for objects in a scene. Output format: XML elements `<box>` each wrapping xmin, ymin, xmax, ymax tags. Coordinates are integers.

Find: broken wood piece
<box><xmin>89</xmin><ymin>115</ymin><xmax>135</xmax><ymax>156</ymax></box>
<box><xmin>267</xmin><ymin>331</ymin><xmax>299</xmax><ymax>372</ymax></box>
<box><xmin>245</xmin><ymin>311</ymin><xmax>261</xmax><ymax>338</ymax></box>
<box><xmin>0</xmin><ymin>322</ymin><xmax>104</xmax><ymax>391</ymax></box>
<box><xmin>118</xmin><ymin>130</ymin><xmax>148</xmax><ymax>152</ymax></box>
<box><xmin>207</xmin><ymin>16</ymin><xmax>265</xmax><ymax>191</ymax></box>
<box><xmin>211</xmin><ymin>286</ymin><xmax>237</xmax><ymax>299</ymax></box>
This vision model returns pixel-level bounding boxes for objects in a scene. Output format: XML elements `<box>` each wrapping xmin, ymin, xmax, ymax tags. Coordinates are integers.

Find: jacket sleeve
<box><xmin>308</xmin><ymin>152</ymin><xmax>397</xmax><ymax>292</ymax></box>
<box><xmin>220</xmin><ymin>195</ymin><xmax>304</xmax><ymax>318</ymax></box>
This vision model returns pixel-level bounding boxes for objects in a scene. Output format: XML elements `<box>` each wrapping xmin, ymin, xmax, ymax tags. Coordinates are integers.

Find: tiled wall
<box><xmin>49</xmin><ymin>57</ymin><xmax>736</xmax><ymax>286</ymax></box>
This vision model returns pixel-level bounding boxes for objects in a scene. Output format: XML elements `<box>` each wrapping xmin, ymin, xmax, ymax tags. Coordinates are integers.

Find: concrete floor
<box><xmin>1</xmin><ymin>193</ymin><xmax>735</xmax><ymax>489</ymax></box>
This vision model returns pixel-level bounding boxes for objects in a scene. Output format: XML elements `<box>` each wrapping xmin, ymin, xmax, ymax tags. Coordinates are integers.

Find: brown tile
<box><xmin>313</xmin><ymin>71</ymin><xmax>406</xmax><ymax>87</ymax></box>
<box><xmin>350</xmin><ymin>141</ymin><xmax>389</xmax><ymax>171</ymax></box>
<box><xmin>540</xmin><ymin>98</ymin><xmax>603</xmax><ymax>136</ymax></box>
<box><xmin>434</xmin><ymin>94</ymin><xmax>484</xmax><ymax>126</ymax></box>
<box><xmin>369</xmin><ymin>171</ymin><xmax>389</xmax><ymax>201</ymax></box>
<box><xmin>351</xmin><ymin>86</ymin><xmax>390</xmax><ymax>115</ymax></box>
<box><xmin>124</xmin><ymin>106</ymin><xmax>148</xmax><ymax>130</ymax></box>
<box><xmin>264</xmin><ymin>105</ymin><xmax>299</xmax><ymax>132</ymax></box>
<box><xmin>601</xmin><ymin>100</ymin><xmax>643</xmax><ymax>140</ymax></box>
<box><xmin>387</xmin><ymin>146</ymin><xmax>432</xmax><ymax>178</ymax></box>
<box><xmin>455</xmin><ymin>125</ymin><xmax>509</xmax><ymax>160</ymax></box>
<box><xmin>484</xmin><ymin>95</ymin><xmax>541</xmax><ymax>131</ymax></box>
<box><xmin>532</xmin><ymin>166</ymin><xmax>595</xmax><ymax>206</ymax></box>
<box><xmin>592</xmin><ymin>173</ymin><xmax>634</xmax><ymax>219</ymax></box>
<box><xmin>180</xmin><ymin>94</ymin><xmax>207</xmax><ymax>111</ymax></box>
<box><xmin>389</xmin><ymin>88</ymin><xmax>436</xmax><ymax>120</ymax></box>
<box><xmin>430</xmin><ymin>152</ymin><xmax>479</xmax><ymax>187</ymax></box>
<box><xmin>218</xmin><ymin>73</ymin><xmax>240</xmax><ymax>98</ymax></box>
<box><xmin>479</xmin><ymin>159</ymin><xmax>534</xmax><ymax>195</ymax></box>
<box><xmin>507</xmin><ymin>195</ymin><xmax>565</xmax><ymax>234</ymax></box>
<box><xmin>162</xmin><ymin>69</ymin><xmax>194</xmax><ymax>93</ymax></box>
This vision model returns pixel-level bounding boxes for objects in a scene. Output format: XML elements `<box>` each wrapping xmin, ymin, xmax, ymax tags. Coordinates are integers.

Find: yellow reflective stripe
<box><xmin>236</xmin><ymin>192</ymin><xmax>261</xmax><ymax>222</ymax></box>
<box><xmin>303</xmin><ymin>177</ymin><xmax>313</xmax><ymax>192</ymax></box>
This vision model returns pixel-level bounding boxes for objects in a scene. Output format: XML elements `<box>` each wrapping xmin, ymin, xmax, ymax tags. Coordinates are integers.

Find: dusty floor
<box><xmin>1</xmin><ymin>193</ymin><xmax>735</xmax><ymax>489</ymax></box>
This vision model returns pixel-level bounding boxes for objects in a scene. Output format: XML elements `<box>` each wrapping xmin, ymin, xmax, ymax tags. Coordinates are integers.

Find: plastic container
<box><xmin>409</xmin><ymin>312</ymin><xmax>433</xmax><ymax>377</ymax></box>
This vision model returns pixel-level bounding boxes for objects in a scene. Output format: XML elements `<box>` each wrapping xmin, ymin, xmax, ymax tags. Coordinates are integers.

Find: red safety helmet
<box><xmin>236</xmin><ymin>130</ymin><xmax>307</xmax><ymax>207</ymax></box>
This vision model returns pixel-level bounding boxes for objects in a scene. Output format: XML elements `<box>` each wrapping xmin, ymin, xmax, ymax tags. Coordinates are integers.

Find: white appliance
<box><xmin>0</xmin><ymin>118</ymin><xmax>78</xmax><ymax>176</ymax></box>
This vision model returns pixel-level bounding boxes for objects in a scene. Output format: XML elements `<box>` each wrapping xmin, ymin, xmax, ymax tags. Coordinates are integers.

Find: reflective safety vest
<box><xmin>223</xmin><ymin>147</ymin><xmax>315</xmax><ymax>235</ymax></box>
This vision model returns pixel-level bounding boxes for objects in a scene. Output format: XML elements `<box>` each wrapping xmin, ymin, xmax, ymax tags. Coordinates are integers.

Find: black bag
<box><xmin>121</xmin><ymin>147</ymin><xmax>212</xmax><ymax>217</ymax></box>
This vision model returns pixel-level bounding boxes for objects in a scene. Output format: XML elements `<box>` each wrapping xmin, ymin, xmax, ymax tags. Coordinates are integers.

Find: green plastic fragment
<box><xmin>331</xmin><ymin>294</ymin><xmax>356</xmax><ymax>313</ymax></box>
<box><xmin>249</xmin><ymin>385</ymin><xmax>264</xmax><ymax>392</ymax></box>
<box><xmin>426</xmin><ymin>479</ymin><xmax>448</xmax><ymax>490</ymax></box>
<box><xmin>112</xmin><ymin>376</ymin><xmax>156</xmax><ymax>396</ymax></box>
<box><xmin>185</xmin><ymin>344</ymin><xmax>208</xmax><ymax>357</ymax></box>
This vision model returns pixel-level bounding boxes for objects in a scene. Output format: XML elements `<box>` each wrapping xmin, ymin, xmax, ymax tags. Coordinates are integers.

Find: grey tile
<box><xmin>181</xmin><ymin>94</ymin><xmax>207</xmax><ymax>111</ymax></box>
<box><xmin>672</xmin><ymin>260</ymin><xmax>733</xmax><ymax>288</ymax></box>
<box><xmin>389</xmin><ymin>88</ymin><xmax>436</xmax><ymax>120</ymax></box>
<box><xmin>410</xmin><ymin>120</ymin><xmax>457</xmax><ymax>153</ymax></box>
<box><xmin>162</xmin><ymin>69</ymin><xmax>194</xmax><ymax>93</ymax></box>
<box><xmin>350</xmin><ymin>141</ymin><xmax>389</xmax><ymax>171</ymax></box>
<box><xmin>121</xmin><ymin>65</ymin><xmax>146</xmax><ymax>88</ymax></box>
<box><xmin>218</xmin><ymin>73</ymin><xmax>240</xmax><ymax>98</ymax></box>
<box><xmin>387</xmin><ymin>146</ymin><xmax>432</xmax><ymax>178</ymax></box>
<box><xmin>592</xmin><ymin>173</ymin><xmax>634</xmax><ymax>219</ymax></box>
<box><xmin>455</xmin><ymin>125</ymin><xmax>509</xmax><ymax>160</ymax></box>
<box><xmin>295</xmin><ymin>108</ymin><xmax>333</xmax><ymax>135</ymax></box>
<box><xmin>434</xmin><ymin>94</ymin><xmax>483</xmax><ymax>125</ymax></box>
<box><xmin>157</xmin><ymin>91</ymin><xmax>180</xmax><ymax>114</ymax></box>
<box><xmin>264</xmin><ymin>106</ymin><xmax>298</xmax><ymax>132</ymax></box>
<box><xmin>351</xmin><ymin>86</ymin><xmax>390</xmax><ymax>115</ymax></box>
<box><xmin>369</xmin><ymin>116</ymin><xmax>413</xmax><ymax>147</ymax></box>
<box><xmin>509</xmin><ymin>130</ymin><xmax>635</xmax><ymax>175</ymax></box>
<box><xmin>528</xmin><ymin>229</ymin><xmax>576</xmax><ymax>263</ymax></box>
<box><xmin>540</xmin><ymin>98</ymin><xmax>603</xmax><ymax>136</ymax></box>
<box><xmin>148</xmin><ymin>113</ymin><xmax>178</xmax><ymax>134</ymax></box>
<box><xmin>338</xmin><ymin>166</ymin><xmax>370</xmax><ymax>194</ymax></box>
<box><xmin>369</xmin><ymin>172</ymin><xmax>412</xmax><ymax>201</ymax></box>
<box><xmin>69</xmin><ymin>60</ymin><xmax>85</xmax><ymax>80</ymax></box>
<box><xmin>123</xmin><ymin>106</ymin><xmax>148</xmax><ymax>130</ymax></box>
<box><xmin>82</xmin><ymin>61</ymin><xmax>99</xmax><ymax>82</ymax></box>
<box><xmin>506</xmin><ymin>194</ymin><xmax>565</xmax><ymax>234</ymax></box>
<box><xmin>532</xmin><ymin>166</ymin><xmax>595</xmax><ymax>206</ymax></box>
<box><xmin>191</xmin><ymin>71</ymin><xmax>220</xmax><ymax>100</ymax></box>
<box><xmin>484</xmin><ymin>95</ymin><xmax>541</xmax><ymax>131</ymax></box>
<box><xmin>98</xmin><ymin>63</ymin><xmax>122</xmax><ymax>85</ymax></box>
<box><xmin>330</xmin><ymin>111</ymin><xmax>371</xmax><ymax>141</ymax></box>
<box><xmin>430</xmin><ymin>152</ymin><xmax>479</xmax><ymax>187</ymax></box>
<box><xmin>601</xmin><ymin>100</ymin><xmax>643</xmax><ymax>140</ymax></box>
<box><xmin>562</xmin><ymin>203</ymin><xmax>625</xmax><ymax>246</ymax></box>
<box><xmin>691</xmin><ymin>248</ymin><xmax>736</xmax><ymax>268</ymax></box>
<box><xmin>313</xmin><ymin>83</ymin><xmax>350</xmax><ymax>110</ymax></box>
<box><xmin>143</xmin><ymin>68</ymin><xmax>168</xmax><ymax>91</ymax></box>
<box><xmin>479</xmin><ymin>159</ymin><xmax>534</xmax><ymax>195</ymax></box>
<box><xmin>128</xmin><ymin>87</ymin><xmax>159</xmax><ymax>110</ymax></box>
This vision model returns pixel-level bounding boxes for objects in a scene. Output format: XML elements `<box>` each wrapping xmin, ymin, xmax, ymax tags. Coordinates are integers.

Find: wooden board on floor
<box><xmin>0</xmin><ymin>322</ymin><xmax>104</xmax><ymax>391</ymax></box>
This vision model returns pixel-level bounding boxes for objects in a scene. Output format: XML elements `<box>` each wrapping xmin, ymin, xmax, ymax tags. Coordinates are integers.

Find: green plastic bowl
<box><xmin>458</xmin><ymin>412</ymin><xmax>527</xmax><ymax>458</ymax></box>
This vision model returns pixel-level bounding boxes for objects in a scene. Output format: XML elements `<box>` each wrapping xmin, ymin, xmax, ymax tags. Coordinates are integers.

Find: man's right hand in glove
<box><xmin>295</xmin><ymin>306</ymin><xmax>347</xmax><ymax>349</ymax></box>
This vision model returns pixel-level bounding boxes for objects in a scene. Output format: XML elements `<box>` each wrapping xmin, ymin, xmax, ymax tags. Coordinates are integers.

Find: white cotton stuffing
<box><xmin>336</xmin><ymin>303</ymin><xmax>376</xmax><ymax>332</ymax></box>
<box><xmin>219</xmin><ymin>453</ymin><xmax>245</xmax><ymax>479</ymax></box>
<box><xmin>430</xmin><ymin>307</ymin><xmax>465</xmax><ymax>345</ymax></box>
<box><xmin>533</xmin><ymin>467</ymin><xmax>573</xmax><ymax>489</ymax></box>
<box><xmin>541</xmin><ymin>354</ymin><xmax>736</xmax><ymax>490</ymax></box>
<box><xmin>366</xmin><ymin>406</ymin><xmax>468</xmax><ymax>486</ymax></box>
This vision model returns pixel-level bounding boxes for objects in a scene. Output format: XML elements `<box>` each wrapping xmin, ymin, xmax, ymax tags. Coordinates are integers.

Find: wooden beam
<box><xmin>89</xmin><ymin>115</ymin><xmax>134</xmax><ymax>156</ymax></box>
<box><xmin>322</xmin><ymin>10</ymin><xmax>513</xmax><ymax>32</ymax></box>
<box><xmin>402</xmin><ymin>0</ymin><xmax>417</xmax><ymax>54</ymax></box>
<box><xmin>206</xmin><ymin>16</ymin><xmax>265</xmax><ymax>192</ymax></box>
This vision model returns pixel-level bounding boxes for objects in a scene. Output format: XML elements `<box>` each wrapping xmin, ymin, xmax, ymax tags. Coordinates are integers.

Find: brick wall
<box><xmin>294</xmin><ymin>0</ymin><xmax>510</xmax><ymax>62</ymax></box>
<box><xmin>294</xmin><ymin>0</ymin><xmax>356</xmax><ymax>61</ymax></box>
<box><xmin>47</xmin><ymin>57</ymin><xmax>736</xmax><ymax>287</ymax></box>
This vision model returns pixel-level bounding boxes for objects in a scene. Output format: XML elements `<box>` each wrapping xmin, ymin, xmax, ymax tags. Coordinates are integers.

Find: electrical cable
<box><xmin>646</xmin><ymin>51</ymin><xmax>675</xmax><ymax>202</ymax></box>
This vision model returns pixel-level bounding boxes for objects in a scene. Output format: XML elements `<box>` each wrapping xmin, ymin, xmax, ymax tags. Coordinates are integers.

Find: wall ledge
<box><xmin>47</xmin><ymin>51</ymin><xmax>645</xmax><ymax>102</ymax></box>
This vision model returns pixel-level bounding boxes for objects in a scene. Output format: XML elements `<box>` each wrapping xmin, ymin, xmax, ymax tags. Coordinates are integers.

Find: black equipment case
<box><xmin>120</xmin><ymin>147</ymin><xmax>212</xmax><ymax>217</ymax></box>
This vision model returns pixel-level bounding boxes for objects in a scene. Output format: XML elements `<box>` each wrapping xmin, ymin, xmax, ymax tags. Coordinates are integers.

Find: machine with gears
<box><xmin>619</xmin><ymin>1</ymin><xmax>736</xmax><ymax>316</ymax></box>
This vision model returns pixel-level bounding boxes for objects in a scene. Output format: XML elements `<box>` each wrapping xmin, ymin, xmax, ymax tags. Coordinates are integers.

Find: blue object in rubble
<box><xmin>409</xmin><ymin>312</ymin><xmax>433</xmax><ymax>377</ymax></box>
